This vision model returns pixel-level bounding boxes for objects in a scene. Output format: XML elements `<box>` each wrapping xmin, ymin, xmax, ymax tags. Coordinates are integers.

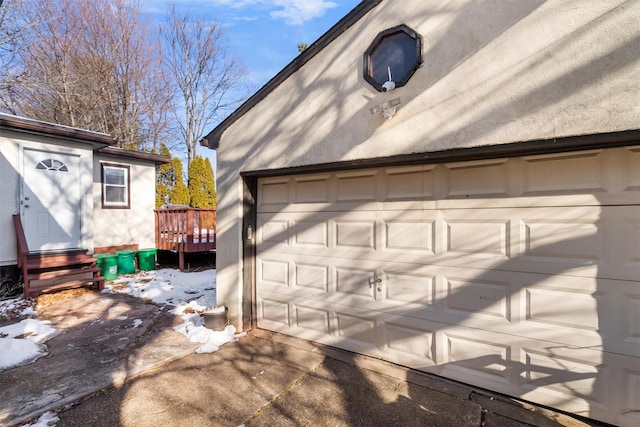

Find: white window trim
<box><xmin>101</xmin><ymin>163</ymin><xmax>130</xmax><ymax>209</ymax></box>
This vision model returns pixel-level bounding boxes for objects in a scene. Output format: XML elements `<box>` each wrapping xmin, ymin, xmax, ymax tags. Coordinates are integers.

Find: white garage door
<box><xmin>255</xmin><ymin>147</ymin><xmax>640</xmax><ymax>426</ymax></box>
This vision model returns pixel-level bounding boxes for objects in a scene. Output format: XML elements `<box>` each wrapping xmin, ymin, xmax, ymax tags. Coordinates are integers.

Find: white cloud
<box><xmin>270</xmin><ymin>0</ymin><xmax>339</xmax><ymax>25</ymax></box>
<box><xmin>201</xmin><ymin>0</ymin><xmax>338</xmax><ymax>25</ymax></box>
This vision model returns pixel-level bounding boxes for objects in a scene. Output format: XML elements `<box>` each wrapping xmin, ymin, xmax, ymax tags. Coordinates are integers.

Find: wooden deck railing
<box><xmin>154</xmin><ymin>208</ymin><xmax>216</xmax><ymax>269</ymax></box>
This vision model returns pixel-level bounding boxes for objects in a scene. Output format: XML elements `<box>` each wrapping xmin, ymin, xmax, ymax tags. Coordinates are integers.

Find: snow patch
<box><xmin>0</xmin><ymin>319</ymin><xmax>57</xmax><ymax>370</ymax></box>
<box><xmin>22</xmin><ymin>410</ymin><xmax>59</xmax><ymax>427</ymax></box>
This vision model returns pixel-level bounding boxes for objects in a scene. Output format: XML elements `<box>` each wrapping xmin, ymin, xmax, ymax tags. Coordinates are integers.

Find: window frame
<box><xmin>363</xmin><ymin>24</ymin><xmax>422</xmax><ymax>92</ymax></box>
<box><xmin>101</xmin><ymin>162</ymin><xmax>130</xmax><ymax>209</ymax></box>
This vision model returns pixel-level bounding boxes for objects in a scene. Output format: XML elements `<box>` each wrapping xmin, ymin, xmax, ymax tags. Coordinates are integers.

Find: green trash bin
<box><xmin>115</xmin><ymin>249</ymin><xmax>136</xmax><ymax>275</ymax></box>
<box><xmin>137</xmin><ymin>248</ymin><xmax>157</xmax><ymax>271</ymax></box>
<box><xmin>95</xmin><ymin>253</ymin><xmax>118</xmax><ymax>281</ymax></box>
<box><xmin>93</xmin><ymin>253</ymin><xmax>107</xmax><ymax>270</ymax></box>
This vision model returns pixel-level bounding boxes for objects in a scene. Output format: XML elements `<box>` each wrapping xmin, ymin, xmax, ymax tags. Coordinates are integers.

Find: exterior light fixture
<box><xmin>370</xmin><ymin>98</ymin><xmax>402</xmax><ymax>120</ymax></box>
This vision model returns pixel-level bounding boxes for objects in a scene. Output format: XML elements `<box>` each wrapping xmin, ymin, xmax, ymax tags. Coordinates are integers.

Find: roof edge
<box><xmin>97</xmin><ymin>146</ymin><xmax>170</xmax><ymax>164</ymax></box>
<box><xmin>0</xmin><ymin>113</ymin><xmax>115</xmax><ymax>147</ymax></box>
<box><xmin>200</xmin><ymin>0</ymin><xmax>384</xmax><ymax>150</ymax></box>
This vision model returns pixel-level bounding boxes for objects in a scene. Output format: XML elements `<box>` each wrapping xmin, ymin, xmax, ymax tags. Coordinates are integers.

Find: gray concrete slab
<box><xmin>1</xmin><ymin>289</ymin><xmax>604</xmax><ymax>427</ymax></box>
<box><xmin>0</xmin><ymin>290</ymin><xmax>198</xmax><ymax>426</ymax></box>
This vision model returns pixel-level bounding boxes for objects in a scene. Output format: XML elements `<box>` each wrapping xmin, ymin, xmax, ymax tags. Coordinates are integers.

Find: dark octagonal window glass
<box><xmin>364</xmin><ymin>24</ymin><xmax>422</xmax><ymax>92</ymax></box>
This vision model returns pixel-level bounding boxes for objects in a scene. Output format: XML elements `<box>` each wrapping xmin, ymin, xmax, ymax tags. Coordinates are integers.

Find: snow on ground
<box><xmin>0</xmin><ymin>297</ymin><xmax>53</xmax><ymax>370</ymax></box>
<box><xmin>103</xmin><ymin>268</ymin><xmax>245</xmax><ymax>353</ymax></box>
<box><xmin>104</xmin><ymin>268</ymin><xmax>218</xmax><ymax>306</ymax></box>
<box><xmin>21</xmin><ymin>410</ymin><xmax>59</xmax><ymax>427</ymax></box>
<box><xmin>0</xmin><ymin>317</ymin><xmax>57</xmax><ymax>370</ymax></box>
<box><xmin>0</xmin><ymin>267</ymin><xmax>243</xmax><ymax>374</ymax></box>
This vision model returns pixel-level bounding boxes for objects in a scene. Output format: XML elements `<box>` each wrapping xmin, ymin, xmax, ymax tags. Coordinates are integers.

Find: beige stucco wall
<box><xmin>0</xmin><ymin>130</ymin><xmax>94</xmax><ymax>265</ymax></box>
<box><xmin>92</xmin><ymin>155</ymin><xmax>157</xmax><ymax>251</ymax></box>
<box><xmin>213</xmin><ymin>0</ymin><xmax>640</xmax><ymax>329</ymax></box>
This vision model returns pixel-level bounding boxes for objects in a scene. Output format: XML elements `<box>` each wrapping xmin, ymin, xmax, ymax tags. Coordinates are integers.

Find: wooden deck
<box><xmin>155</xmin><ymin>208</ymin><xmax>216</xmax><ymax>270</ymax></box>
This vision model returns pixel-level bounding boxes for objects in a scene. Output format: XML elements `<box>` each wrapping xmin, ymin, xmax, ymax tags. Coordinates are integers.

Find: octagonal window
<box><xmin>364</xmin><ymin>24</ymin><xmax>422</xmax><ymax>92</ymax></box>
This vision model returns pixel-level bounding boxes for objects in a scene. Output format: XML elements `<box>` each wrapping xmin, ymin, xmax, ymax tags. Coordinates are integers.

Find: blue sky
<box><xmin>140</xmin><ymin>0</ymin><xmax>361</xmax><ymax>169</ymax></box>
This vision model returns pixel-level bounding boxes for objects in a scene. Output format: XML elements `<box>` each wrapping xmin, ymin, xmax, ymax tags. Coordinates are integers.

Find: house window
<box><xmin>102</xmin><ymin>163</ymin><xmax>130</xmax><ymax>209</ymax></box>
<box><xmin>36</xmin><ymin>159</ymin><xmax>69</xmax><ymax>172</ymax></box>
<box><xmin>363</xmin><ymin>24</ymin><xmax>422</xmax><ymax>92</ymax></box>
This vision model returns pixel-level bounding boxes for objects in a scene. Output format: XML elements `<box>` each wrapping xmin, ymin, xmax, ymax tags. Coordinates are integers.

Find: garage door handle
<box><xmin>369</xmin><ymin>274</ymin><xmax>382</xmax><ymax>289</ymax></box>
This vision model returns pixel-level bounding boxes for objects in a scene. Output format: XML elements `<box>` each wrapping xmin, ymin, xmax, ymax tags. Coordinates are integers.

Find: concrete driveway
<box><xmin>1</xmin><ymin>289</ymin><xmax>599</xmax><ymax>426</ymax></box>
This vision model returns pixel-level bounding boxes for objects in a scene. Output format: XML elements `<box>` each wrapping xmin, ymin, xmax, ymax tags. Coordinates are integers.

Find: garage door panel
<box><xmin>335</xmin><ymin>266</ymin><xmax>376</xmax><ymax>299</ymax></box>
<box><xmin>384</xmin><ymin>270</ymin><xmax>435</xmax><ymax>306</ymax></box>
<box><xmin>293</xmin><ymin>220</ymin><xmax>328</xmax><ymax>247</ymax></box>
<box><xmin>381</xmin><ymin>320</ymin><xmax>437</xmax><ymax>366</ymax></box>
<box><xmin>440</xmin><ymin>332</ymin><xmax>512</xmax><ymax>384</ymax></box>
<box><xmin>524</xmin><ymin>285</ymin><xmax>600</xmax><ymax>331</ymax></box>
<box><xmin>335</xmin><ymin>219</ymin><xmax>376</xmax><ymax>249</ymax></box>
<box><xmin>335</xmin><ymin>170</ymin><xmax>379</xmax><ymax>202</ymax></box>
<box><xmin>293</xmin><ymin>174</ymin><xmax>331</xmax><ymax>203</ymax></box>
<box><xmin>444</xmin><ymin>275</ymin><xmax>512</xmax><ymax>322</ymax></box>
<box><xmin>258</xmin><ymin>216</ymin><xmax>290</xmax><ymax>245</ymax></box>
<box><xmin>523</xmin><ymin>150</ymin><xmax>605</xmax><ymax>195</ymax></box>
<box><xmin>622</xmin><ymin>215</ymin><xmax>640</xmax><ymax>268</ymax></box>
<box><xmin>446</xmin><ymin>159</ymin><xmax>510</xmax><ymax>198</ymax></box>
<box><xmin>385</xmin><ymin>164</ymin><xmax>436</xmax><ymax>200</ymax></box>
<box><xmin>519</xmin><ymin>208</ymin><xmax>603</xmax><ymax>263</ymax></box>
<box><xmin>258</xmin><ymin>178</ymin><xmax>290</xmax><ymax>208</ymax></box>
<box><xmin>294</xmin><ymin>262</ymin><xmax>329</xmax><ymax>292</ymax></box>
<box><xmin>258</xmin><ymin>296</ymin><xmax>290</xmax><ymax>329</ymax></box>
<box><xmin>380</xmin><ymin>210</ymin><xmax>438</xmax><ymax>256</ymax></box>
<box><xmin>621</xmin><ymin>366</ymin><xmax>640</xmax><ymax>424</ymax></box>
<box><xmin>519</xmin><ymin>346</ymin><xmax>607</xmax><ymax>407</ymax></box>
<box><xmin>334</xmin><ymin>310</ymin><xmax>378</xmax><ymax>349</ymax></box>
<box><xmin>443</xmin><ymin>219</ymin><xmax>510</xmax><ymax>258</ymax></box>
<box><xmin>294</xmin><ymin>304</ymin><xmax>331</xmax><ymax>335</ymax></box>
<box><xmin>623</xmin><ymin>295</ymin><xmax>640</xmax><ymax>346</ymax></box>
<box><xmin>384</xmin><ymin>222</ymin><xmax>434</xmax><ymax>252</ymax></box>
<box><xmin>258</xmin><ymin>258</ymin><xmax>289</xmax><ymax>287</ymax></box>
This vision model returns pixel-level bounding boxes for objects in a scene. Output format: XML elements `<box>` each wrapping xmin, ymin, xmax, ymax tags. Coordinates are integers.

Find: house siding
<box><xmin>92</xmin><ymin>155</ymin><xmax>158</xmax><ymax>251</ymax></box>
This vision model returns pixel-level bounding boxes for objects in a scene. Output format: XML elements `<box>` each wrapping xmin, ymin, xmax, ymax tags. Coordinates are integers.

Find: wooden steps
<box><xmin>26</xmin><ymin>266</ymin><xmax>102</xmax><ymax>282</ymax></box>
<box><xmin>13</xmin><ymin>214</ymin><xmax>105</xmax><ymax>298</ymax></box>
<box><xmin>25</xmin><ymin>253</ymin><xmax>97</xmax><ymax>270</ymax></box>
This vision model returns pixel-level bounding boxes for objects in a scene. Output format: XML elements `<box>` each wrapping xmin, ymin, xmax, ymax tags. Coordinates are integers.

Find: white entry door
<box><xmin>22</xmin><ymin>148</ymin><xmax>82</xmax><ymax>251</ymax></box>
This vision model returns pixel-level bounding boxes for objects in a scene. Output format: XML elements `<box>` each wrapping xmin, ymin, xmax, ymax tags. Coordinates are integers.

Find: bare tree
<box><xmin>6</xmin><ymin>0</ymin><xmax>176</xmax><ymax>151</ymax></box>
<box><xmin>161</xmin><ymin>6</ymin><xmax>247</xmax><ymax>167</ymax></box>
<box><xmin>0</xmin><ymin>0</ymin><xmax>36</xmax><ymax>113</ymax></box>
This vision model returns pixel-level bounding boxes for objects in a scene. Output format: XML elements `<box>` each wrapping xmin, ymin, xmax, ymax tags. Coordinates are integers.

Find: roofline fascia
<box><xmin>0</xmin><ymin>113</ymin><xmax>115</xmax><ymax>147</ymax></box>
<box><xmin>97</xmin><ymin>146</ymin><xmax>170</xmax><ymax>165</ymax></box>
<box><xmin>200</xmin><ymin>0</ymin><xmax>384</xmax><ymax>151</ymax></box>
<box><xmin>239</xmin><ymin>129</ymin><xmax>640</xmax><ymax>178</ymax></box>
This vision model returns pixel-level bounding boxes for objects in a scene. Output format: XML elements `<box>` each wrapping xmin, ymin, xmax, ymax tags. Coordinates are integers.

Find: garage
<box><xmin>200</xmin><ymin>1</ymin><xmax>640</xmax><ymax>424</ymax></box>
<box><xmin>255</xmin><ymin>146</ymin><xmax>640</xmax><ymax>424</ymax></box>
